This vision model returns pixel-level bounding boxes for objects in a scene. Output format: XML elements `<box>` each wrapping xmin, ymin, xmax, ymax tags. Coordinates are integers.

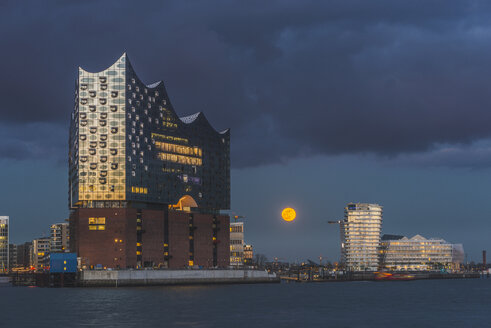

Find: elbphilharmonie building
<box><xmin>69</xmin><ymin>54</ymin><xmax>230</xmax><ymax>269</ymax></box>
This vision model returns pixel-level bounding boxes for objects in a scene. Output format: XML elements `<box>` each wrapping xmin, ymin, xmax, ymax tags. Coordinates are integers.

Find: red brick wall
<box><xmin>141</xmin><ymin>210</ymin><xmax>165</xmax><ymax>266</ymax></box>
<box><xmin>71</xmin><ymin>208</ymin><xmax>137</xmax><ymax>269</ymax></box>
<box><xmin>70</xmin><ymin>208</ymin><xmax>231</xmax><ymax>269</ymax></box>
<box><xmin>217</xmin><ymin>215</ymin><xmax>230</xmax><ymax>268</ymax></box>
<box><xmin>168</xmin><ymin>211</ymin><xmax>189</xmax><ymax>268</ymax></box>
<box><xmin>193</xmin><ymin>213</ymin><xmax>213</xmax><ymax>267</ymax></box>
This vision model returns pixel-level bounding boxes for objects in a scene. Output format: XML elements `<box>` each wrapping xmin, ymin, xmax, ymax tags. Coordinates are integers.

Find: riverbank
<box><xmin>9</xmin><ymin>269</ymin><xmax>280</xmax><ymax>287</ymax></box>
<box><xmin>80</xmin><ymin>269</ymin><xmax>279</xmax><ymax>287</ymax></box>
<box><xmin>280</xmin><ymin>271</ymin><xmax>481</xmax><ymax>282</ymax></box>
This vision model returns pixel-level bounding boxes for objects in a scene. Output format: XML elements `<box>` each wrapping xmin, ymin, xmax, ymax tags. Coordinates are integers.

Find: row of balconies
<box><xmin>80</xmin><ymin>113</ymin><xmax>108</xmax><ymax>120</ymax></box>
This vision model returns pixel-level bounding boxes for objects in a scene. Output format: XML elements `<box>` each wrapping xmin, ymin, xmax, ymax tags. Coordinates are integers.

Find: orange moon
<box><xmin>282</xmin><ymin>208</ymin><xmax>296</xmax><ymax>222</ymax></box>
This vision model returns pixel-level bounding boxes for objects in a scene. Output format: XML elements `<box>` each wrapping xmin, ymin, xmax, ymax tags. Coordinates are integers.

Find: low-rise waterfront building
<box><xmin>0</xmin><ymin>216</ymin><xmax>9</xmax><ymax>273</ymax></box>
<box><xmin>380</xmin><ymin>234</ymin><xmax>463</xmax><ymax>271</ymax></box>
<box><xmin>9</xmin><ymin>244</ymin><xmax>17</xmax><ymax>269</ymax></box>
<box><xmin>16</xmin><ymin>242</ymin><xmax>33</xmax><ymax>268</ymax></box>
<box><xmin>244</xmin><ymin>244</ymin><xmax>253</xmax><ymax>266</ymax></box>
<box><xmin>32</xmin><ymin>238</ymin><xmax>51</xmax><ymax>270</ymax></box>
<box><xmin>230</xmin><ymin>222</ymin><xmax>244</xmax><ymax>266</ymax></box>
<box><xmin>340</xmin><ymin>203</ymin><xmax>383</xmax><ymax>271</ymax></box>
<box><xmin>50</xmin><ymin>222</ymin><xmax>69</xmax><ymax>253</ymax></box>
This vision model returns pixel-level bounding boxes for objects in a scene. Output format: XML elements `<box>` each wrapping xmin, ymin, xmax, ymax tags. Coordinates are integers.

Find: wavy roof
<box><xmin>80</xmin><ymin>53</ymin><xmax>229</xmax><ymax>136</ymax></box>
<box><xmin>180</xmin><ymin>112</ymin><xmax>201</xmax><ymax>124</ymax></box>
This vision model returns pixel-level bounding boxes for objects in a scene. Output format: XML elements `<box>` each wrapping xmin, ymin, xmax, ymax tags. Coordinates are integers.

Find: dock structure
<box><xmin>80</xmin><ymin>269</ymin><xmax>279</xmax><ymax>287</ymax></box>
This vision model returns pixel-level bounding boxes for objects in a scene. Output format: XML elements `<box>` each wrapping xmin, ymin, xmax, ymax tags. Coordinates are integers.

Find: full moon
<box><xmin>281</xmin><ymin>207</ymin><xmax>296</xmax><ymax>222</ymax></box>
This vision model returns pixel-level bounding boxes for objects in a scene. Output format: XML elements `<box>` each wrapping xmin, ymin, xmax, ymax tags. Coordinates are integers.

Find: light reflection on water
<box><xmin>1</xmin><ymin>279</ymin><xmax>491</xmax><ymax>327</ymax></box>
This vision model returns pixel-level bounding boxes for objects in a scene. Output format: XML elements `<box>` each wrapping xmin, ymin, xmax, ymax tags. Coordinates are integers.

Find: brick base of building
<box><xmin>69</xmin><ymin>208</ymin><xmax>230</xmax><ymax>269</ymax></box>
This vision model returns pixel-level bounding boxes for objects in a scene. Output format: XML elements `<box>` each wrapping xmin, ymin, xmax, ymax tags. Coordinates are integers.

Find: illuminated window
<box><xmin>88</xmin><ymin>217</ymin><xmax>106</xmax><ymax>231</ymax></box>
<box><xmin>131</xmin><ymin>186</ymin><xmax>148</xmax><ymax>194</ymax></box>
<box><xmin>88</xmin><ymin>217</ymin><xmax>105</xmax><ymax>224</ymax></box>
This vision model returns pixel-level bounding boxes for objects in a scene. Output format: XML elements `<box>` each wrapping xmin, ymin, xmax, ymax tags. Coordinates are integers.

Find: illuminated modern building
<box><xmin>380</xmin><ymin>234</ymin><xmax>464</xmax><ymax>271</ymax></box>
<box><xmin>32</xmin><ymin>237</ymin><xmax>51</xmax><ymax>271</ymax></box>
<box><xmin>50</xmin><ymin>223</ymin><xmax>70</xmax><ymax>253</ymax></box>
<box><xmin>69</xmin><ymin>54</ymin><xmax>230</xmax><ymax>269</ymax></box>
<box><xmin>244</xmin><ymin>244</ymin><xmax>253</xmax><ymax>266</ymax></box>
<box><xmin>340</xmin><ymin>203</ymin><xmax>383</xmax><ymax>271</ymax></box>
<box><xmin>230</xmin><ymin>222</ymin><xmax>244</xmax><ymax>266</ymax></box>
<box><xmin>16</xmin><ymin>242</ymin><xmax>32</xmax><ymax>268</ymax></box>
<box><xmin>8</xmin><ymin>244</ymin><xmax>17</xmax><ymax>269</ymax></box>
<box><xmin>0</xmin><ymin>217</ymin><xmax>9</xmax><ymax>273</ymax></box>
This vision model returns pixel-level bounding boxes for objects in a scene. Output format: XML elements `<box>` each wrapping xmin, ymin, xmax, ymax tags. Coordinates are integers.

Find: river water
<box><xmin>1</xmin><ymin>279</ymin><xmax>491</xmax><ymax>327</ymax></box>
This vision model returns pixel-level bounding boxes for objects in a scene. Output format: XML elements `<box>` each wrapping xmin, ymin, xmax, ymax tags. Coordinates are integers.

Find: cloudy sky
<box><xmin>2</xmin><ymin>0</ymin><xmax>491</xmax><ymax>262</ymax></box>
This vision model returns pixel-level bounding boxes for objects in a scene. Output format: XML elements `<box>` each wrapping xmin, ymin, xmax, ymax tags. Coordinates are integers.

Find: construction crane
<box><xmin>232</xmin><ymin>214</ymin><xmax>246</xmax><ymax>222</ymax></box>
<box><xmin>327</xmin><ymin>219</ymin><xmax>342</xmax><ymax>224</ymax></box>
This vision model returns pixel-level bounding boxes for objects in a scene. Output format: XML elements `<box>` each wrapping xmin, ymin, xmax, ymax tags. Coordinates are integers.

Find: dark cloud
<box><xmin>2</xmin><ymin>0</ymin><xmax>491</xmax><ymax>167</ymax></box>
<box><xmin>0</xmin><ymin>123</ymin><xmax>66</xmax><ymax>164</ymax></box>
<box><xmin>387</xmin><ymin>141</ymin><xmax>491</xmax><ymax>169</ymax></box>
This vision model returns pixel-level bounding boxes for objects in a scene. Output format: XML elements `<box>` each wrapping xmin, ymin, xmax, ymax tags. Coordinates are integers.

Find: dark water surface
<box><xmin>1</xmin><ymin>279</ymin><xmax>491</xmax><ymax>327</ymax></box>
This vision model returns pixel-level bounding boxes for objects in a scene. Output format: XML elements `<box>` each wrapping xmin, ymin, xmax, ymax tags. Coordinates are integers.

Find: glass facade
<box><xmin>380</xmin><ymin>235</ymin><xmax>461</xmax><ymax>271</ymax></box>
<box><xmin>69</xmin><ymin>54</ymin><xmax>230</xmax><ymax>213</ymax></box>
<box><xmin>0</xmin><ymin>216</ymin><xmax>8</xmax><ymax>273</ymax></box>
<box><xmin>340</xmin><ymin>203</ymin><xmax>382</xmax><ymax>271</ymax></box>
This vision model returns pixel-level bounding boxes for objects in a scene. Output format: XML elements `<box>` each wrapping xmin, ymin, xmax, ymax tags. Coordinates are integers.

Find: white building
<box><xmin>381</xmin><ymin>234</ymin><xmax>464</xmax><ymax>271</ymax></box>
<box><xmin>0</xmin><ymin>216</ymin><xmax>9</xmax><ymax>273</ymax></box>
<box><xmin>340</xmin><ymin>203</ymin><xmax>383</xmax><ymax>271</ymax></box>
<box><xmin>230</xmin><ymin>221</ymin><xmax>244</xmax><ymax>266</ymax></box>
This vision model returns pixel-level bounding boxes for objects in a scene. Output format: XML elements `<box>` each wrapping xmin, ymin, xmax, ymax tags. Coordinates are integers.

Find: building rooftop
<box><xmin>381</xmin><ymin>234</ymin><xmax>405</xmax><ymax>241</ymax></box>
